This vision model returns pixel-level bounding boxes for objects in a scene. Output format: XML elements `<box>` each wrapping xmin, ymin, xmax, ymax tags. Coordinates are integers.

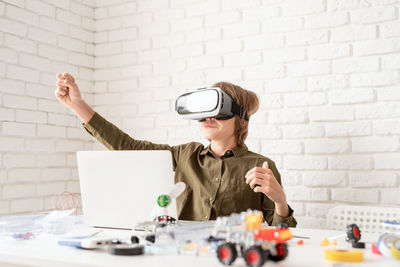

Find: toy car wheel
<box><xmin>244</xmin><ymin>246</ymin><xmax>264</xmax><ymax>267</ymax></box>
<box><xmin>346</xmin><ymin>224</ymin><xmax>361</xmax><ymax>242</ymax></box>
<box><xmin>269</xmin><ymin>243</ymin><xmax>288</xmax><ymax>261</ymax></box>
<box><xmin>217</xmin><ymin>243</ymin><xmax>237</xmax><ymax>265</ymax></box>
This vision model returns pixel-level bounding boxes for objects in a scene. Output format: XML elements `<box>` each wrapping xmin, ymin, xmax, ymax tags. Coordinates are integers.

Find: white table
<box><xmin>0</xmin><ymin>226</ymin><xmax>398</xmax><ymax>267</ymax></box>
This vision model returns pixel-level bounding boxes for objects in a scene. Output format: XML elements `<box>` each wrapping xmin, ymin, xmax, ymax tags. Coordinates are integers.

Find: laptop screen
<box><xmin>77</xmin><ymin>150</ymin><xmax>175</xmax><ymax>229</ymax></box>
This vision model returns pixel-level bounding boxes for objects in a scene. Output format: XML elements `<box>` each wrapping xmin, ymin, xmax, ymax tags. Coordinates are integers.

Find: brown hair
<box><xmin>212</xmin><ymin>82</ymin><xmax>259</xmax><ymax>147</ymax></box>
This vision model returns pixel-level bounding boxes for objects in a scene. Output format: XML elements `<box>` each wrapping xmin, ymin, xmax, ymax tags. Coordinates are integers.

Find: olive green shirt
<box><xmin>83</xmin><ymin>112</ymin><xmax>297</xmax><ymax>227</ymax></box>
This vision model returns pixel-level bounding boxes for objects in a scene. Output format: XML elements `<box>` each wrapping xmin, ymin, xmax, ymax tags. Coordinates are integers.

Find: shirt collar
<box><xmin>200</xmin><ymin>145</ymin><xmax>212</xmax><ymax>156</ymax></box>
<box><xmin>200</xmin><ymin>145</ymin><xmax>248</xmax><ymax>157</ymax></box>
<box><xmin>231</xmin><ymin>145</ymin><xmax>248</xmax><ymax>157</ymax></box>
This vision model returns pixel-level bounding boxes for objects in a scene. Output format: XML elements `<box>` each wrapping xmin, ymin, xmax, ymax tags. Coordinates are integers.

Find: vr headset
<box><xmin>175</xmin><ymin>87</ymin><xmax>249</xmax><ymax>122</ymax></box>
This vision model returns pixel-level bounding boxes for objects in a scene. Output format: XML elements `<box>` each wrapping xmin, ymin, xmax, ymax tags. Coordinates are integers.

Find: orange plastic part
<box><xmin>320</xmin><ymin>238</ymin><xmax>330</xmax><ymax>246</ymax></box>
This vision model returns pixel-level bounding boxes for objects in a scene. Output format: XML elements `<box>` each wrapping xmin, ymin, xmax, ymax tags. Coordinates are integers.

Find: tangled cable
<box><xmin>53</xmin><ymin>191</ymin><xmax>81</xmax><ymax>214</ymax></box>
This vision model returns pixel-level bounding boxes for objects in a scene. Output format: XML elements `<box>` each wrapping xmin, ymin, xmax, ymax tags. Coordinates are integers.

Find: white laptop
<box><xmin>77</xmin><ymin>150</ymin><xmax>176</xmax><ymax>229</ymax></box>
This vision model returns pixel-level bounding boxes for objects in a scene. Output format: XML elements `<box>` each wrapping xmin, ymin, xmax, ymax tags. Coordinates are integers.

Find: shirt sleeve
<box><xmin>262</xmin><ymin>202</ymin><xmax>298</xmax><ymax>227</ymax></box>
<box><xmin>271</xmin><ymin>205</ymin><xmax>297</xmax><ymax>227</ymax></box>
<box><xmin>261</xmin><ymin>159</ymin><xmax>298</xmax><ymax>227</ymax></box>
<box><xmin>82</xmin><ymin>112</ymin><xmax>180</xmax><ymax>168</ymax></box>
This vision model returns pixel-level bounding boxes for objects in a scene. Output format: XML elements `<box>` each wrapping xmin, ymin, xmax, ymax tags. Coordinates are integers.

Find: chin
<box><xmin>201</xmin><ymin>129</ymin><xmax>215</xmax><ymax>140</ymax></box>
<box><xmin>202</xmin><ymin>133</ymin><xmax>214</xmax><ymax>140</ymax></box>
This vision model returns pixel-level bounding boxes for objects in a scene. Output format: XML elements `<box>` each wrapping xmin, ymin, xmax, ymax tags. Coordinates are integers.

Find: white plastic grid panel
<box><xmin>327</xmin><ymin>205</ymin><xmax>400</xmax><ymax>234</ymax></box>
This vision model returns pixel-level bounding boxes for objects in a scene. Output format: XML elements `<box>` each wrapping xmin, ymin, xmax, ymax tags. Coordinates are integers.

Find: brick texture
<box><xmin>0</xmin><ymin>0</ymin><xmax>94</xmax><ymax>215</ymax></box>
<box><xmin>1</xmin><ymin>0</ymin><xmax>399</xmax><ymax>230</ymax></box>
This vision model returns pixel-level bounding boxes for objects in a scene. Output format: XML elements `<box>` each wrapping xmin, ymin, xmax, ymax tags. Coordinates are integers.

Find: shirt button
<box><xmin>209</xmin><ymin>197</ymin><xmax>213</xmax><ymax>203</ymax></box>
<box><xmin>215</xmin><ymin>177</ymin><xmax>219</xmax><ymax>182</ymax></box>
<box><xmin>204</xmin><ymin>215</ymin><xmax>208</xmax><ymax>219</ymax></box>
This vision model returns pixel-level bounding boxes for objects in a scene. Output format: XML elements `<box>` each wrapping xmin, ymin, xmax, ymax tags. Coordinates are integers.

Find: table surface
<box><xmin>0</xmin><ymin>225</ymin><xmax>399</xmax><ymax>267</ymax></box>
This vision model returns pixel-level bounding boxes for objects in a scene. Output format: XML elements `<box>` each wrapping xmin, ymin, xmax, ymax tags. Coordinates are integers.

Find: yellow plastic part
<box><xmin>320</xmin><ymin>238</ymin><xmax>338</xmax><ymax>246</ymax></box>
<box><xmin>246</xmin><ymin>211</ymin><xmax>263</xmax><ymax>231</ymax></box>
<box><xmin>324</xmin><ymin>249</ymin><xmax>364</xmax><ymax>262</ymax></box>
<box><xmin>185</xmin><ymin>243</ymin><xmax>197</xmax><ymax>250</ymax></box>
<box><xmin>279</xmin><ymin>228</ymin><xmax>293</xmax><ymax>240</ymax></box>
<box><xmin>320</xmin><ymin>238</ymin><xmax>330</xmax><ymax>246</ymax></box>
<box><xmin>199</xmin><ymin>246</ymin><xmax>209</xmax><ymax>252</ymax></box>
<box><xmin>391</xmin><ymin>238</ymin><xmax>400</xmax><ymax>260</ymax></box>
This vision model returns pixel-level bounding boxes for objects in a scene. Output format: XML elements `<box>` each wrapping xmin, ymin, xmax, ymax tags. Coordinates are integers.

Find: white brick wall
<box><xmin>0</xmin><ymin>0</ymin><xmax>94</xmax><ymax>215</ymax></box>
<box><xmin>1</xmin><ymin>0</ymin><xmax>400</xmax><ymax>229</ymax></box>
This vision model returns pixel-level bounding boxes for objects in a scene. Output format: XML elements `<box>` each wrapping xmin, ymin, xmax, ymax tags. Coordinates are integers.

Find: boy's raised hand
<box><xmin>55</xmin><ymin>73</ymin><xmax>83</xmax><ymax>110</ymax></box>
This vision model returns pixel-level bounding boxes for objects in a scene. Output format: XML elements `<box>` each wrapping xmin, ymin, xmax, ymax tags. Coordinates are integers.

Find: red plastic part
<box><xmin>371</xmin><ymin>243</ymin><xmax>382</xmax><ymax>255</ymax></box>
<box><xmin>219</xmin><ymin>246</ymin><xmax>230</xmax><ymax>260</ymax></box>
<box><xmin>276</xmin><ymin>243</ymin><xmax>285</xmax><ymax>256</ymax></box>
<box><xmin>246</xmin><ymin>249</ymin><xmax>260</xmax><ymax>265</ymax></box>
<box><xmin>253</xmin><ymin>228</ymin><xmax>291</xmax><ymax>242</ymax></box>
<box><xmin>353</xmin><ymin>226</ymin><xmax>360</xmax><ymax>238</ymax></box>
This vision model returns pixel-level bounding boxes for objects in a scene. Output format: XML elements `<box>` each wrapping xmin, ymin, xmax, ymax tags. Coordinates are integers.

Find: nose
<box><xmin>205</xmin><ymin>117</ymin><xmax>216</xmax><ymax>121</ymax></box>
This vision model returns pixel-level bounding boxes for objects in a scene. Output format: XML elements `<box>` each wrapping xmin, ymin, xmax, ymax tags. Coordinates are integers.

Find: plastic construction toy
<box><xmin>210</xmin><ymin>210</ymin><xmax>292</xmax><ymax>267</ymax></box>
<box><xmin>322</xmin><ymin>224</ymin><xmax>365</xmax><ymax>249</ymax></box>
<box><xmin>151</xmin><ymin>182</ymin><xmax>185</xmax><ymax>227</ymax></box>
<box><xmin>133</xmin><ymin>182</ymin><xmax>186</xmax><ymax>248</ymax></box>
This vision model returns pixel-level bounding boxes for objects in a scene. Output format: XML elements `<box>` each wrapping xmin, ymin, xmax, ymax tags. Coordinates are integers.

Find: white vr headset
<box><xmin>175</xmin><ymin>87</ymin><xmax>250</xmax><ymax>122</ymax></box>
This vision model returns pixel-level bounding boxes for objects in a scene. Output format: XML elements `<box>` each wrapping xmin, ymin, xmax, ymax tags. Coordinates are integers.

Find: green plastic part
<box><xmin>157</xmin><ymin>194</ymin><xmax>170</xmax><ymax>208</ymax></box>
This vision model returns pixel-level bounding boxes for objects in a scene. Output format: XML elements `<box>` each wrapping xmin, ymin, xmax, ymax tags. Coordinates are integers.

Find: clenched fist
<box><xmin>55</xmin><ymin>73</ymin><xmax>83</xmax><ymax>110</ymax></box>
<box><xmin>54</xmin><ymin>73</ymin><xmax>94</xmax><ymax>123</ymax></box>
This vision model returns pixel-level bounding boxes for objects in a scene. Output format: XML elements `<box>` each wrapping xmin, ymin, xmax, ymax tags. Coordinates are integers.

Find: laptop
<box><xmin>77</xmin><ymin>150</ymin><xmax>176</xmax><ymax>229</ymax></box>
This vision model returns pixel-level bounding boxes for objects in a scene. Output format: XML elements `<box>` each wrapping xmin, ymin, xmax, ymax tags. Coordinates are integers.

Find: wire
<box><xmin>53</xmin><ymin>191</ymin><xmax>81</xmax><ymax>214</ymax></box>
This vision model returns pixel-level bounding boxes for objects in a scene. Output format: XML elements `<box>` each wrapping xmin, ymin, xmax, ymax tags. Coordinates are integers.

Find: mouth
<box><xmin>202</xmin><ymin>124</ymin><xmax>217</xmax><ymax>128</ymax></box>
